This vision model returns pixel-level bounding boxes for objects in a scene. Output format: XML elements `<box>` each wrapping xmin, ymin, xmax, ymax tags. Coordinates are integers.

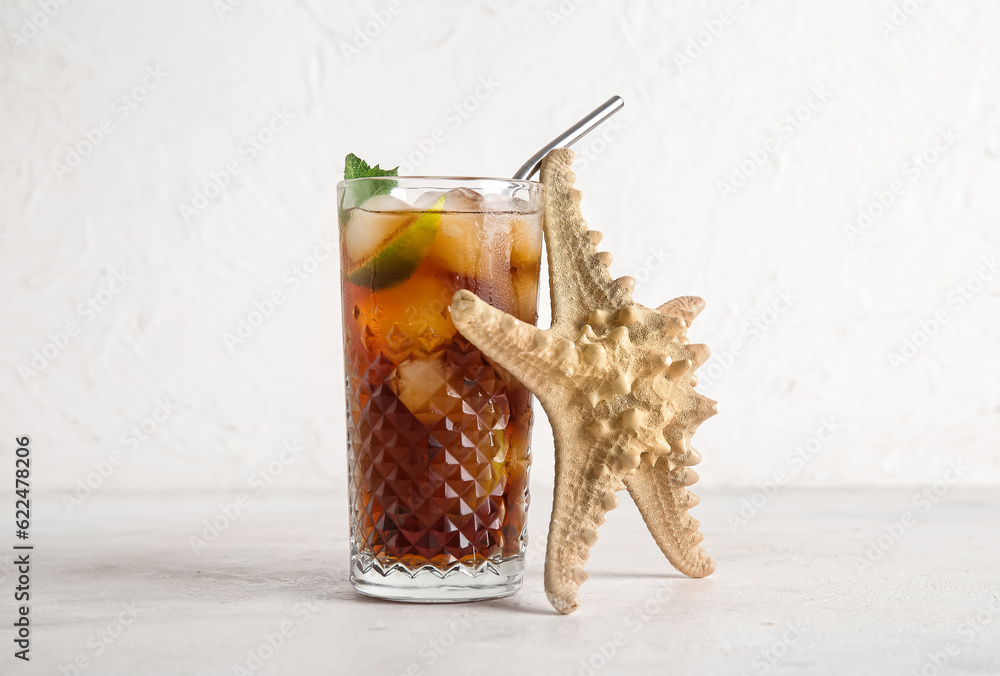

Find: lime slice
<box><xmin>347</xmin><ymin>196</ymin><xmax>444</xmax><ymax>290</ymax></box>
<box><xmin>343</xmin><ymin>194</ymin><xmax>414</xmax><ymax>263</ymax></box>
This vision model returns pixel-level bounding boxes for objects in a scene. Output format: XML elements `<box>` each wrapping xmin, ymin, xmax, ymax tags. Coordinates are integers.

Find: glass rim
<box><xmin>336</xmin><ymin>176</ymin><xmax>543</xmax><ymax>190</ymax></box>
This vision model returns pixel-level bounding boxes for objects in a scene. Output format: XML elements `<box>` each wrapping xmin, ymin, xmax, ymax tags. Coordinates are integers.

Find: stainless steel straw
<box><xmin>512</xmin><ymin>96</ymin><xmax>625</xmax><ymax>180</ymax></box>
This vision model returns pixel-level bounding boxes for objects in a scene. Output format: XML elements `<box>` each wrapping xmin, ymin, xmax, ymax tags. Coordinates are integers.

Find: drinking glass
<box><xmin>337</xmin><ymin>176</ymin><xmax>543</xmax><ymax>601</ymax></box>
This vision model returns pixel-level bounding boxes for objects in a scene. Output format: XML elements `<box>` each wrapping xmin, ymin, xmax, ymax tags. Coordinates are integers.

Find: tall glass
<box><xmin>337</xmin><ymin>176</ymin><xmax>543</xmax><ymax>601</ymax></box>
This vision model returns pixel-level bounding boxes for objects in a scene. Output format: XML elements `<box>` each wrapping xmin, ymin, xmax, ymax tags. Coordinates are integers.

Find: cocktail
<box><xmin>338</xmin><ymin>171</ymin><xmax>543</xmax><ymax>601</ymax></box>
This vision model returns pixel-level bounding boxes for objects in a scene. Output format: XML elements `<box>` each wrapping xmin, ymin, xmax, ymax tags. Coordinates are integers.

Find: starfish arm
<box><xmin>540</xmin><ymin>149</ymin><xmax>634</xmax><ymax>327</ymax></box>
<box><xmin>657</xmin><ymin>296</ymin><xmax>706</xmax><ymax>325</ymax></box>
<box><xmin>623</xmin><ymin>461</ymin><xmax>716</xmax><ymax>578</ymax></box>
<box><xmin>543</xmin><ymin>428</ymin><xmax>622</xmax><ymax>615</ymax></box>
<box><xmin>450</xmin><ymin>289</ymin><xmax>553</xmax><ymax>395</ymax></box>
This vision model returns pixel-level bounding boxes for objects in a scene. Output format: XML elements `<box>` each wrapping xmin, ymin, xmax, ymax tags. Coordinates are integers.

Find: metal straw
<box><xmin>512</xmin><ymin>95</ymin><xmax>625</xmax><ymax>180</ymax></box>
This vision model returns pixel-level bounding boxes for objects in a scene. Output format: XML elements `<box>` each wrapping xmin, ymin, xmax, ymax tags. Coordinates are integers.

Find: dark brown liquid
<box><xmin>341</xmin><ymin>207</ymin><xmax>540</xmax><ymax>567</ymax></box>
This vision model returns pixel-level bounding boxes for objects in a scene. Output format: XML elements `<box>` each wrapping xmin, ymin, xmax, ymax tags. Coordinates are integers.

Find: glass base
<box><xmin>350</xmin><ymin>555</ymin><xmax>523</xmax><ymax>602</ymax></box>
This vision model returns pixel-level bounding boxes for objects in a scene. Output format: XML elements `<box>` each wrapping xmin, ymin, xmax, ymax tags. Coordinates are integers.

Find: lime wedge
<box><xmin>347</xmin><ymin>196</ymin><xmax>444</xmax><ymax>290</ymax></box>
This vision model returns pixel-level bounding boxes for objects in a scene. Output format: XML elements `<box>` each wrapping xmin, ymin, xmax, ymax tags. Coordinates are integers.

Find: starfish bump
<box><xmin>450</xmin><ymin>148</ymin><xmax>717</xmax><ymax>614</ymax></box>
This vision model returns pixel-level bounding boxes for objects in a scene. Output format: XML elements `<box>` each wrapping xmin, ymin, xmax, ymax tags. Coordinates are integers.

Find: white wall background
<box><xmin>2</xmin><ymin>0</ymin><xmax>999</xmax><ymax>499</ymax></box>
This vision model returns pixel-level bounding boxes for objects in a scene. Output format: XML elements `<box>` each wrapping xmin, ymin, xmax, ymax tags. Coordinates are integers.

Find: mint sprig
<box><xmin>343</xmin><ymin>153</ymin><xmax>399</xmax><ymax>206</ymax></box>
<box><xmin>340</xmin><ymin>153</ymin><xmax>399</xmax><ymax>227</ymax></box>
<box><xmin>344</xmin><ymin>153</ymin><xmax>398</xmax><ymax>181</ymax></box>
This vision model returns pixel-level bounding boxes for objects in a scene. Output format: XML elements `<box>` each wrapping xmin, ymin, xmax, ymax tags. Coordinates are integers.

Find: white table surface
<box><xmin>4</xmin><ymin>488</ymin><xmax>998</xmax><ymax>675</ymax></box>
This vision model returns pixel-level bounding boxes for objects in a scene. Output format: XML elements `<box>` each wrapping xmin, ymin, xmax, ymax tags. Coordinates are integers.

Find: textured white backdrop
<box><xmin>2</xmin><ymin>0</ymin><xmax>999</xmax><ymax>498</ymax></box>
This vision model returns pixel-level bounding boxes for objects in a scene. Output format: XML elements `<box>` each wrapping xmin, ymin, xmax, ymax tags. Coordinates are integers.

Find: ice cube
<box><xmin>415</xmin><ymin>188</ymin><xmax>484</xmax><ymax>211</ymax></box>
<box><xmin>421</xmin><ymin>188</ymin><xmax>534</xmax><ymax>278</ymax></box>
<box><xmin>413</xmin><ymin>190</ymin><xmax>445</xmax><ymax>209</ymax></box>
<box><xmin>413</xmin><ymin>188</ymin><xmax>483</xmax><ymax>211</ymax></box>
<box><xmin>440</xmin><ymin>187</ymin><xmax>485</xmax><ymax>212</ymax></box>
<box><xmin>510</xmin><ymin>214</ymin><xmax>542</xmax><ymax>270</ymax></box>
<box><xmin>343</xmin><ymin>194</ymin><xmax>413</xmax><ymax>266</ymax></box>
<box><xmin>389</xmin><ymin>275</ymin><xmax>457</xmax><ymax>354</ymax></box>
<box><xmin>392</xmin><ymin>355</ymin><xmax>448</xmax><ymax>425</ymax></box>
<box><xmin>482</xmin><ymin>193</ymin><xmax>531</xmax><ymax>213</ymax></box>
<box><xmin>357</xmin><ymin>193</ymin><xmax>411</xmax><ymax>212</ymax></box>
<box><xmin>427</xmin><ymin>210</ymin><xmax>484</xmax><ymax>277</ymax></box>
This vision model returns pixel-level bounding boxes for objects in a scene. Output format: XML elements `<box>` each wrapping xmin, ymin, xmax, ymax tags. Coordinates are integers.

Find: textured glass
<box><xmin>338</xmin><ymin>177</ymin><xmax>542</xmax><ymax>601</ymax></box>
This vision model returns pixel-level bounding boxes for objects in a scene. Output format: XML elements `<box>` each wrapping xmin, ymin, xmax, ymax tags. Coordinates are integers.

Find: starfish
<box><xmin>450</xmin><ymin>148</ymin><xmax>717</xmax><ymax>614</ymax></box>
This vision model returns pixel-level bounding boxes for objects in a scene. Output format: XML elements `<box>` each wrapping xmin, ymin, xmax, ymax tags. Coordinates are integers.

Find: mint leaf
<box><xmin>344</xmin><ymin>153</ymin><xmax>373</xmax><ymax>180</ymax></box>
<box><xmin>343</xmin><ymin>153</ymin><xmax>398</xmax><ymax>203</ymax></box>
<box><xmin>340</xmin><ymin>154</ymin><xmax>400</xmax><ymax>226</ymax></box>
<box><xmin>344</xmin><ymin>153</ymin><xmax>398</xmax><ymax>180</ymax></box>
